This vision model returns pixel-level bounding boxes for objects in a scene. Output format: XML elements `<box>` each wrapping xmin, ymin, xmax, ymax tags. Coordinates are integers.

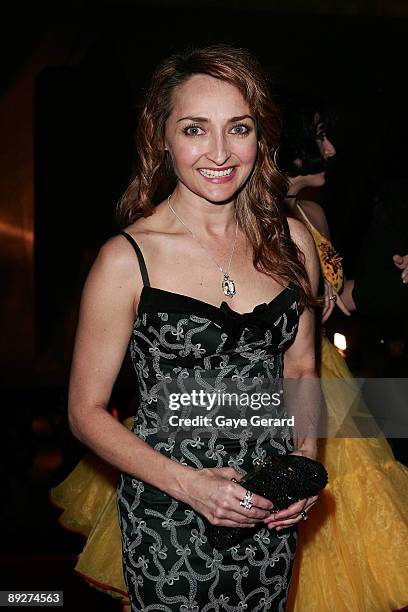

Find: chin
<box><xmin>193</xmin><ymin>176</ymin><xmax>250</xmax><ymax>203</ymax></box>
<box><xmin>202</xmin><ymin>190</ymin><xmax>238</xmax><ymax>204</ymax></box>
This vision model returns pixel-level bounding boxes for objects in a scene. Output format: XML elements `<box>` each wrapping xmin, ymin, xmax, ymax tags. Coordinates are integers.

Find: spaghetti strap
<box><xmin>296</xmin><ymin>202</ymin><xmax>314</xmax><ymax>228</ymax></box>
<box><xmin>120</xmin><ymin>231</ymin><xmax>151</xmax><ymax>287</ymax></box>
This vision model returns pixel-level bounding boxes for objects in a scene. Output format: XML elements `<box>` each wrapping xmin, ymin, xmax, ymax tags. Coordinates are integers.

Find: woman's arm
<box><xmin>68</xmin><ymin>236</ymin><xmax>195</xmax><ymax>498</ymax></box>
<box><xmin>283</xmin><ymin>218</ymin><xmax>321</xmax><ymax>460</ymax></box>
<box><xmin>302</xmin><ymin>200</ymin><xmax>356</xmax><ymax>318</ymax></box>
<box><xmin>263</xmin><ymin>218</ymin><xmax>321</xmax><ymax>530</ymax></box>
<box><xmin>68</xmin><ymin>234</ymin><xmax>274</xmax><ymax>527</ymax></box>
<box><xmin>338</xmin><ymin>278</ymin><xmax>356</xmax><ymax>311</ymax></box>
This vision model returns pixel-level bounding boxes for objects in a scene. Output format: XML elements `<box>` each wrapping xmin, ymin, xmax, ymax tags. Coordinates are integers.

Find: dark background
<box><xmin>1</xmin><ymin>1</ymin><xmax>408</xmax><ymax>376</ymax></box>
<box><xmin>32</xmin><ymin>9</ymin><xmax>408</xmax><ymax>367</ymax></box>
<box><xmin>1</xmin><ymin>1</ymin><xmax>407</xmax><ymax>609</ymax></box>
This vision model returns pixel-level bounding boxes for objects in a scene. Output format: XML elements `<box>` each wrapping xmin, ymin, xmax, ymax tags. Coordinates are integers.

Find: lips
<box><xmin>197</xmin><ymin>166</ymin><xmax>237</xmax><ymax>183</ymax></box>
<box><xmin>198</xmin><ymin>167</ymin><xmax>235</xmax><ymax>178</ymax></box>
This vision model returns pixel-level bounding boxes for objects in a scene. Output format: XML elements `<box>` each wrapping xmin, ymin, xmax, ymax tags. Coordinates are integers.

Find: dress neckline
<box><xmin>137</xmin><ymin>283</ymin><xmax>296</xmax><ymax>318</ymax></box>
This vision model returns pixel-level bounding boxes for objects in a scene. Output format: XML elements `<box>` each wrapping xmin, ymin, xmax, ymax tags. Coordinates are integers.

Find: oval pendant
<box><xmin>222</xmin><ymin>273</ymin><xmax>236</xmax><ymax>297</ymax></box>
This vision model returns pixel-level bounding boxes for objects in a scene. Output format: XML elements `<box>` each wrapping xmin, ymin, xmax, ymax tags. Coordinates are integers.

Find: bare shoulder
<box><xmin>300</xmin><ymin>199</ymin><xmax>330</xmax><ymax>238</ymax></box>
<box><xmin>99</xmin><ymin>204</ymin><xmax>167</xmax><ymax>265</ymax></box>
<box><xmin>287</xmin><ymin>216</ymin><xmax>316</xmax><ymax>256</ymax></box>
<box><xmin>119</xmin><ymin>205</ymin><xmax>170</xmax><ymax>251</ymax></box>
<box><xmin>96</xmin><ymin>233</ymin><xmax>141</xmax><ymax>278</ymax></box>
<box><xmin>81</xmin><ymin>232</ymin><xmax>145</xmax><ymax>309</ymax></box>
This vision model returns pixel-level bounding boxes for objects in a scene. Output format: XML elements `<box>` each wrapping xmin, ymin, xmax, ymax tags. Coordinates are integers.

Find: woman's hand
<box><xmin>180</xmin><ymin>467</ymin><xmax>274</xmax><ymax>528</ymax></box>
<box><xmin>393</xmin><ymin>254</ymin><xmax>408</xmax><ymax>283</ymax></box>
<box><xmin>262</xmin><ymin>495</ymin><xmax>319</xmax><ymax>530</ymax></box>
<box><xmin>322</xmin><ymin>279</ymin><xmax>351</xmax><ymax>323</ymax></box>
<box><xmin>262</xmin><ymin>448</ymin><xmax>319</xmax><ymax>530</ymax></box>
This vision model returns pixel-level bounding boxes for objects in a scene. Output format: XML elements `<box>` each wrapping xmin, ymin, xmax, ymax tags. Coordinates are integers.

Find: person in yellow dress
<box><xmin>279</xmin><ymin>98</ymin><xmax>408</xmax><ymax>611</ymax></box>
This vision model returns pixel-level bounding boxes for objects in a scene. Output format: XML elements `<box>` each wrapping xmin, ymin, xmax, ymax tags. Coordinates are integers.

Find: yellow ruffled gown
<box><xmin>51</xmin><ymin>211</ymin><xmax>408</xmax><ymax>611</ymax></box>
<box><xmin>50</xmin><ymin>423</ymin><xmax>130</xmax><ymax>607</ymax></box>
<box><xmin>286</xmin><ymin>205</ymin><xmax>408</xmax><ymax>611</ymax></box>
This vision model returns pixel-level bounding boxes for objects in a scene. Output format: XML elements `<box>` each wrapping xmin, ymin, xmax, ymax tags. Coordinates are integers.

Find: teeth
<box><xmin>199</xmin><ymin>167</ymin><xmax>234</xmax><ymax>178</ymax></box>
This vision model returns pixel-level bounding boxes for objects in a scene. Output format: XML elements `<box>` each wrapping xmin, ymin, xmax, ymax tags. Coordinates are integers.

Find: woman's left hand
<box><xmin>322</xmin><ymin>280</ymin><xmax>351</xmax><ymax>323</ymax></box>
<box><xmin>263</xmin><ymin>495</ymin><xmax>319</xmax><ymax>530</ymax></box>
<box><xmin>262</xmin><ymin>448</ymin><xmax>320</xmax><ymax>530</ymax></box>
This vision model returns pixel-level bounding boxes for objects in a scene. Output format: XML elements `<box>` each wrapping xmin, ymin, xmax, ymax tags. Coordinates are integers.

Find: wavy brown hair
<box><xmin>117</xmin><ymin>44</ymin><xmax>314</xmax><ymax>309</ymax></box>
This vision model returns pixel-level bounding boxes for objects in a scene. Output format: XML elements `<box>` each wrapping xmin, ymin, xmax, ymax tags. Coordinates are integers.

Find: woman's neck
<box><xmin>168</xmin><ymin>186</ymin><xmax>237</xmax><ymax>237</ymax></box>
<box><xmin>284</xmin><ymin>177</ymin><xmax>313</xmax><ymax>214</ymax></box>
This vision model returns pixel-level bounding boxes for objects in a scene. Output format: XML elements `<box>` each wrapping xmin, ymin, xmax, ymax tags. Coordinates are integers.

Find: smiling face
<box><xmin>164</xmin><ymin>74</ymin><xmax>258</xmax><ymax>203</ymax></box>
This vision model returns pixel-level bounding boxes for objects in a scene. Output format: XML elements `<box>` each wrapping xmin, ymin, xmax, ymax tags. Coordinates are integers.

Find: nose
<box><xmin>206</xmin><ymin>130</ymin><xmax>231</xmax><ymax>166</ymax></box>
<box><xmin>322</xmin><ymin>136</ymin><xmax>336</xmax><ymax>159</ymax></box>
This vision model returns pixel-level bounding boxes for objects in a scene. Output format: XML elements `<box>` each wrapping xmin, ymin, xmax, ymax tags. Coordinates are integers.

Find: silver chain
<box><xmin>167</xmin><ymin>195</ymin><xmax>238</xmax><ymax>276</ymax></box>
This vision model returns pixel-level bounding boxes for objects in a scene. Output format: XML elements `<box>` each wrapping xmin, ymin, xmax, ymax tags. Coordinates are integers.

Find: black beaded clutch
<box><xmin>205</xmin><ymin>454</ymin><xmax>328</xmax><ymax>550</ymax></box>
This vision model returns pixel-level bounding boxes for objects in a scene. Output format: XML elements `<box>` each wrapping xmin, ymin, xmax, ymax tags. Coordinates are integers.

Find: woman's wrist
<box><xmin>158</xmin><ymin>460</ymin><xmax>196</xmax><ymax>503</ymax></box>
<box><xmin>292</xmin><ymin>441</ymin><xmax>318</xmax><ymax>461</ymax></box>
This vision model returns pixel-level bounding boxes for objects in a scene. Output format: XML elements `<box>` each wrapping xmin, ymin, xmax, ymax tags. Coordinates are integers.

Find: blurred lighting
<box><xmin>0</xmin><ymin>220</ymin><xmax>33</xmax><ymax>242</ymax></box>
<box><xmin>334</xmin><ymin>332</ymin><xmax>347</xmax><ymax>352</ymax></box>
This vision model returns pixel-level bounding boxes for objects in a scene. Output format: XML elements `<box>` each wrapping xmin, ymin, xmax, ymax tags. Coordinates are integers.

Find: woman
<box><xmin>52</xmin><ymin>45</ymin><xmax>321</xmax><ymax>611</ymax></box>
<box><xmin>279</xmin><ymin>100</ymin><xmax>408</xmax><ymax>612</ymax></box>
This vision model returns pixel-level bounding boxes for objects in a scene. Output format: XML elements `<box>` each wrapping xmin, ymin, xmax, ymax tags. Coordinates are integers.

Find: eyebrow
<box><xmin>176</xmin><ymin>114</ymin><xmax>255</xmax><ymax>123</ymax></box>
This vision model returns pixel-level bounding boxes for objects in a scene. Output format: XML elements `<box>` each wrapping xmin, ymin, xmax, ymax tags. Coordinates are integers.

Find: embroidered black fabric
<box><xmin>117</xmin><ymin>232</ymin><xmax>303</xmax><ymax>611</ymax></box>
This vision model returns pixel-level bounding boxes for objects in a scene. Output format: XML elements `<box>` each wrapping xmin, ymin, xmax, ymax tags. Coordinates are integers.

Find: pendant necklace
<box><xmin>167</xmin><ymin>195</ymin><xmax>238</xmax><ymax>298</ymax></box>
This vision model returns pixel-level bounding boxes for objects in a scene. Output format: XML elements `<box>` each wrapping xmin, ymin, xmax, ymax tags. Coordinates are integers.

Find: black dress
<box><xmin>117</xmin><ymin>231</ymin><xmax>300</xmax><ymax>612</ymax></box>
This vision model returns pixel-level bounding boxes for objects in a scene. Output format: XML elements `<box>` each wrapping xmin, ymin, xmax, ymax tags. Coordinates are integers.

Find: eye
<box><xmin>230</xmin><ymin>123</ymin><xmax>252</xmax><ymax>136</ymax></box>
<box><xmin>183</xmin><ymin>124</ymin><xmax>204</xmax><ymax>136</ymax></box>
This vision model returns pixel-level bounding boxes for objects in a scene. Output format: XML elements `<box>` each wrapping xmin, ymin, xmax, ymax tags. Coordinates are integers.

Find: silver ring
<box><xmin>239</xmin><ymin>490</ymin><xmax>253</xmax><ymax>510</ymax></box>
<box><xmin>329</xmin><ymin>295</ymin><xmax>337</xmax><ymax>302</ymax></box>
<box><xmin>300</xmin><ymin>510</ymin><xmax>308</xmax><ymax>521</ymax></box>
